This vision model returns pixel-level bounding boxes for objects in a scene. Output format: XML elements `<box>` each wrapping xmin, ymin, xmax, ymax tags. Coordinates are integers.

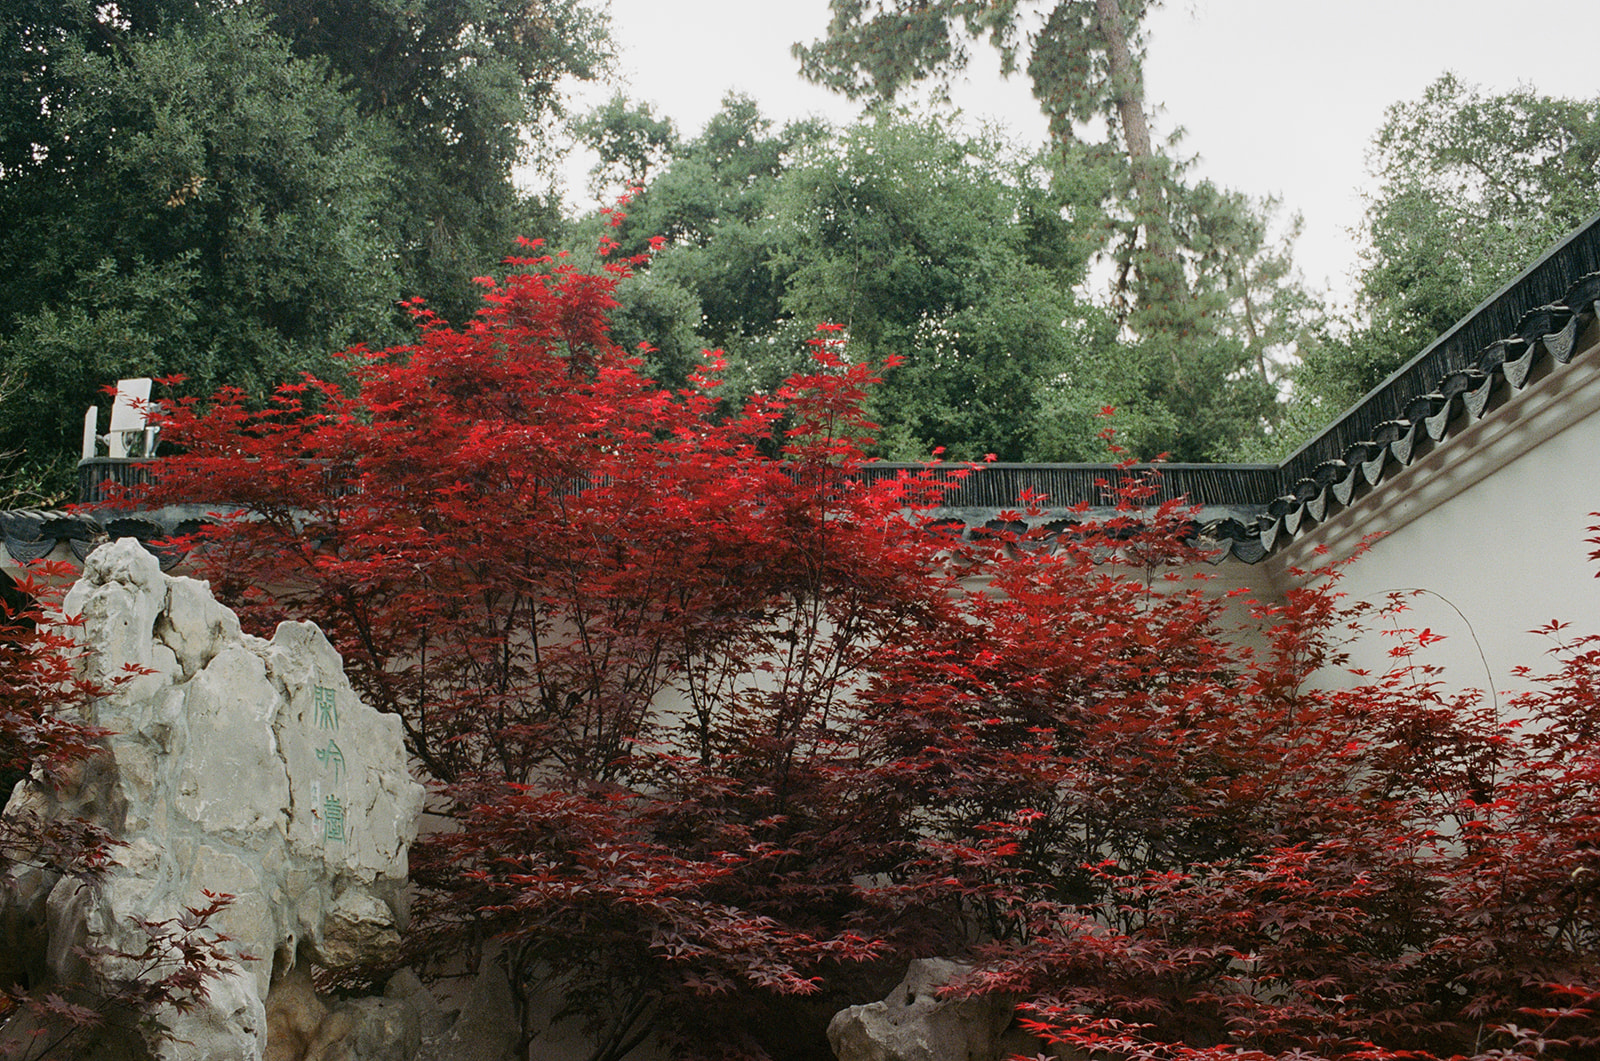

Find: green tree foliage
<box><xmin>586</xmin><ymin>94</ymin><xmax>1308</xmax><ymax>461</ymax></box>
<box><xmin>793</xmin><ymin>1</ymin><xmax>1318</xmax><ymax>460</ymax></box>
<box><xmin>581</xmin><ymin>100</ymin><xmax>1133</xmax><ymax>461</ymax></box>
<box><xmin>258</xmin><ymin>0</ymin><xmax>610</xmax><ymax>320</ymax></box>
<box><xmin>0</xmin><ymin>0</ymin><xmax>609</xmax><ymax>499</ymax></box>
<box><xmin>0</xmin><ymin>2</ymin><xmax>398</xmax><ymax>496</ymax></box>
<box><xmin>770</xmin><ymin>117</ymin><xmax>1122</xmax><ymax>461</ymax></box>
<box><xmin>794</xmin><ymin>0</ymin><xmax>1175</xmax><ymax>287</ymax></box>
<box><xmin>1127</xmin><ymin>179</ymin><xmax>1314</xmax><ymax>460</ymax></box>
<box><xmin>572</xmin><ymin>93</ymin><xmax>681</xmax><ymax>193</ymax></box>
<box><xmin>1290</xmin><ymin>75</ymin><xmax>1600</xmax><ymax>424</ymax></box>
<box><xmin>583</xmin><ymin>96</ymin><xmax>826</xmax><ymax>396</ymax></box>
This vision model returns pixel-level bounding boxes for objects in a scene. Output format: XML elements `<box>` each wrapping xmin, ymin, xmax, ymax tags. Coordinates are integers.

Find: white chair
<box><xmin>81</xmin><ymin>378</ymin><xmax>159</xmax><ymax>460</ymax></box>
<box><xmin>81</xmin><ymin>406</ymin><xmax>97</xmax><ymax>461</ymax></box>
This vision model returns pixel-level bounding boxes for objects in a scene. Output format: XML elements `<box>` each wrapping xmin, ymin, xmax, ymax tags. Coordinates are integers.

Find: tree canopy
<box><xmin>792</xmin><ymin>1</ymin><xmax>1319</xmax><ymax>460</ymax></box>
<box><xmin>580</xmin><ymin>100</ymin><xmax>1138</xmax><ymax>461</ymax></box>
<box><xmin>794</xmin><ymin>0</ymin><xmax>1175</xmax><ymax>290</ymax></box>
<box><xmin>0</xmin><ymin>0</ymin><xmax>610</xmax><ymax>500</ymax></box>
<box><xmin>257</xmin><ymin>0</ymin><xmax>610</xmax><ymax>319</ymax></box>
<box><xmin>1284</xmin><ymin>75</ymin><xmax>1600</xmax><ymax>431</ymax></box>
<box><xmin>579</xmin><ymin>95</ymin><xmax>1309</xmax><ymax>461</ymax></box>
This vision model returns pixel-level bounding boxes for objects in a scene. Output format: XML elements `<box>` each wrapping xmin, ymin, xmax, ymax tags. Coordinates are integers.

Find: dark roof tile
<box><xmin>1563</xmin><ymin>271</ymin><xmax>1600</xmax><ymax>310</ymax></box>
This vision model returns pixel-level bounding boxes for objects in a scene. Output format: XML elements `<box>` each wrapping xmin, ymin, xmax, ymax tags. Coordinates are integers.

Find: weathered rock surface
<box><xmin>1</xmin><ymin>539</ymin><xmax>426</xmax><ymax>1061</ymax></box>
<box><xmin>266</xmin><ymin>960</ymin><xmax>329</xmax><ymax>1061</ymax></box>
<box><xmin>303</xmin><ymin>996</ymin><xmax>421</xmax><ymax>1061</ymax></box>
<box><xmin>414</xmin><ymin>949</ymin><xmax>519</xmax><ymax>1061</ymax></box>
<box><xmin>384</xmin><ymin>968</ymin><xmax>449</xmax><ymax>1042</ymax></box>
<box><xmin>828</xmin><ymin>958</ymin><xmax>1038</xmax><ymax>1061</ymax></box>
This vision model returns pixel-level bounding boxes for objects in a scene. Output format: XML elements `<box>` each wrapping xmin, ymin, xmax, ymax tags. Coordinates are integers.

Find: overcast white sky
<box><xmin>549</xmin><ymin>0</ymin><xmax>1600</xmax><ymax>306</ymax></box>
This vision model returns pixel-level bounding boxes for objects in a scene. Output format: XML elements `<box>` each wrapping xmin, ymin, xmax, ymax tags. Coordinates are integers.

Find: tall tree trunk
<box><xmin>1092</xmin><ymin>0</ymin><xmax>1165</xmax><ymax>245</ymax></box>
<box><xmin>1091</xmin><ymin>0</ymin><xmax>1186</xmax><ymax>375</ymax></box>
<box><xmin>1092</xmin><ymin>0</ymin><xmax>1156</xmax><ymax>169</ymax></box>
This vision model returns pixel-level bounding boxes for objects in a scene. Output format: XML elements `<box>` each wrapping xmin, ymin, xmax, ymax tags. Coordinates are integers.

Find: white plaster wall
<box><xmin>1262</xmin><ymin>340</ymin><xmax>1600</xmax><ymax>704</ymax></box>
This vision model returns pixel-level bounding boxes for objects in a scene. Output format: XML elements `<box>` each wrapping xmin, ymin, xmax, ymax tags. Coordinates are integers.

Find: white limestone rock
<box><xmin>313</xmin><ymin>889</ymin><xmax>405</xmax><ymax>970</ymax></box>
<box><xmin>827</xmin><ymin>959</ymin><xmax>1028</xmax><ymax>1061</ymax></box>
<box><xmin>3</xmin><ymin>538</ymin><xmax>426</xmax><ymax>1061</ymax></box>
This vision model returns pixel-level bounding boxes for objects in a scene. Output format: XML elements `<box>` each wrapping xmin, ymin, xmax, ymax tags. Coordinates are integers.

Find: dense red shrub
<box><xmin>135</xmin><ymin>225</ymin><xmax>1600</xmax><ymax>1060</ymax></box>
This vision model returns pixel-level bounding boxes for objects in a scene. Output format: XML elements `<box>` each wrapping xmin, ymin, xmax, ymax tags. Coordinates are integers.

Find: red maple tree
<box><xmin>132</xmin><ymin>226</ymin><xmax>1600</xmax><ymax>1061</ymax></box>
<box><xmin>892</xmin><ymin>523</ymin><xmax>1600</xmax><ymax>1060</ymax></box>
<box><xmin>136</xmin><ymin>230</ymin><xmax>971</xmax><ymax>1057</ymax></box>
